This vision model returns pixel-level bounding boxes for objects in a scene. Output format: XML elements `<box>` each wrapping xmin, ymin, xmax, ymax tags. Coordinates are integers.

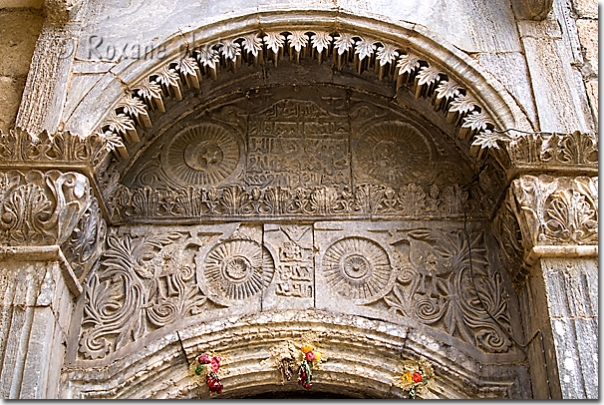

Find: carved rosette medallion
<box><xmin>322</xmin><ymin>237</ymin><xmax>392</xmax><ymax>303</ymax></box>
<box><xmin>353</xmin><ymin>121</ymin><xmax>432</xmax><ymax>186</ymax></box>
<box><xmin>162</xmin><ymin>123</ymin><xmax>242</xmax><ymax>186</ymax></box>
<box><xmin>199</xmin><ymin>240</ymin><xmax>275</xmax><ymax>304</ymax></box>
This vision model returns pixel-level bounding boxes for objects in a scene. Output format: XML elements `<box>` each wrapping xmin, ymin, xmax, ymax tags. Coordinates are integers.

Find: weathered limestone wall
<box><xmin>0</xmin><ymin>4</ymin><xmax>44</xmax><ymax>133</ymax></box>
<box><xmin>571</xmin><ymin>0</ymin><xmax>598</xmax><ymax>124</ymax></box>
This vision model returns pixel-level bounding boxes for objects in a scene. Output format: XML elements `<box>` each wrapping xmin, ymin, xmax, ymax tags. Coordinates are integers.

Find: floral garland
<box><xmin>396</xmin><ymin>359</ymin><xmax>436</xmax><ymax>399</ymax></box>
<box><xmin>297</xmin><ymin>344</ymin><xmax>322</xmax><ymax>390</ymax></box>
<box><xmin>261</xmin><ymin>333</ymin><xmax>326</xmax><ymax>390</ymax></box>
<box><xmin>193</xmin><ymin>353</ymin><xmax>223</xmax><ymax>394</ymax></box>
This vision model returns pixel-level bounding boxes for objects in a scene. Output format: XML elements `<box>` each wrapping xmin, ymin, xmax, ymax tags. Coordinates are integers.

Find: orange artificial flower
<box><xmin>301</xmin><ymin>345</ymin><xmax>314</xmax><ymax>353</ymax></box>
<box><xmin>401</xmin><ymin>371</ymin><xmax>413</xmax><ymax>383</ymax></box>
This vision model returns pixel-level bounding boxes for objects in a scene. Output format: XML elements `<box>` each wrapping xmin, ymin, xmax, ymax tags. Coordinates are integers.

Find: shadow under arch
<box><xmin>62</xmin><ymin>309</ymin><xmax>530</xmax><ymax>399</ymax></box>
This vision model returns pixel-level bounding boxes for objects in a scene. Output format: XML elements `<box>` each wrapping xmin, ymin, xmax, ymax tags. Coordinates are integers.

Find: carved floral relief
<box><xmin>77</xmin><ymin>221</ymin><xmax>514</xmax><ymax>361</ymax></box>
<box><xmin>0</xmin><ymin>169</ymin><xmax>92</xmax><ymax>246</ymax></box>
<box><xmin>511</xmin><ymin>175</ymin><xmax>598</xmax><ymax>246</ymax></box>
<box><xmin>315</xmin><ymin>222</ymin><xmax>513</xmax><ymax>354</ymax></box>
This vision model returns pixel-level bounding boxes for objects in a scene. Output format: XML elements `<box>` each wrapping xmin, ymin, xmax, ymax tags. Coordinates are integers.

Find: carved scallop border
<box><xmin>94</xmin><ymin>29</ymin><xmax>498</xmax><ymax>160</ymax></box>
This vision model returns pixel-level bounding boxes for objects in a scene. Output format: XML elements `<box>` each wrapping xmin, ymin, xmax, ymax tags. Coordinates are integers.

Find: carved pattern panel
<box><xmin>314</xmin><ymin>221</ymin><xmax>513</xmax><ymax>353</ymax></box>
<box><xmin>115</xmin><ymin>92</ymin><xmax>487</xmax><ymax>223</ymax></box>
<box><xmin>75</xmin><ymin>220</ymin><xmax>515</xmax><ymax>362</ymax></box>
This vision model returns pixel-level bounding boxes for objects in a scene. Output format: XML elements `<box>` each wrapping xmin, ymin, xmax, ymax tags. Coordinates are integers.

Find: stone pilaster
<box><xmin>499</xmin><ymin>174</ymin><xmax>598</xmax><ymax>398</ymax></box>
<box><xmin>0</xmin><ymin>168</ymin><xmax>103</xmax><ymax>398</ymax></box>
<box><xmin>0</xmin><ymin>248</ymin><xmax>74</xmax><ymax>398</ymax></box>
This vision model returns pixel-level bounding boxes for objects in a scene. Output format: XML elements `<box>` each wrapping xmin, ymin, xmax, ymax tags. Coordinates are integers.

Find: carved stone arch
<box><xmin>64</xmin><ymin>11</ymin><xmax>533</xmax><ymax>161</ymax></box>
<box><xmin>58</xmin><ymin>10</ymin><xmax>537</xmax><ymax>399</ymax></box>
<box><xmin>63</xmin><ymin>311</ymin><xmax>530</xmax><ymax>399</ymax></box>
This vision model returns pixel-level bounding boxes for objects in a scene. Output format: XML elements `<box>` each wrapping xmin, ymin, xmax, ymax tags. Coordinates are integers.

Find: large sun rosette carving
<box><xmin>162</xmin><ymin>122</ymin><xmax>243</xmax><ymax>186</ymax></box>
<box><xmin>353</xmin><ymin>121</ymin><xmax>432</xmax><ymax>186</ymax></box>
<box><xmin>198</xmin><ymin>240</ymin><xmax>275</xmax><ymax>305</ymax></box>
<box><xmin>321</xmin><ymin>237</ymin><xmax>394</xmax><ymax>304</ymax></box>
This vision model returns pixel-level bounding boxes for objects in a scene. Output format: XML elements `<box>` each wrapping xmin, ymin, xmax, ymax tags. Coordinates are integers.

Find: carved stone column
<box><xmin>498</xmin><ymin>174</ymin><xmax>598</xmax><ymax>398</ymax></box>
<box><xmin>0</xmin><ymin>168</ymin><xmax>104</xmax><ymax>398</ymax></box>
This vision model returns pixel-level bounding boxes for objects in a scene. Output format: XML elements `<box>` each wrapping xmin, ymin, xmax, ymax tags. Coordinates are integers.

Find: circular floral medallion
<box><xmin>163</xmin><ymin>122</ymin><xmax>242</xmax><ymax>186</ymax></box>
<box><xmin>321</xmin><ymin>237</ymin><xmax>392</xmax><ymax>303</ymax></box>
<box><xmin>200</xmin><ymin>240</ymin><xmax>275</xmax><ymax>304</ymax></box>
<box><xmin>353</xmin><ymin>121</ymin><xmax>432</xmax><ymax>186</ymax></box>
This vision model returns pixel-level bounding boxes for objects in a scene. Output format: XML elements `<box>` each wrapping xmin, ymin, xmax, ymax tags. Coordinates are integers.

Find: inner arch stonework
<box><xmin>0</xmin><ymin>1</ymin><xmax>597</xmax><ymax>400</ymax></box>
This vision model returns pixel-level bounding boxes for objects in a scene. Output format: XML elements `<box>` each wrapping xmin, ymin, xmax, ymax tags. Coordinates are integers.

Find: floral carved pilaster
<box><xmin>497</xmin><ymin>174</ymin><xmax>598</xmax><ymax>399</ymax></box>
<box><xmin>0</xmin><ymin>167</ymin><xmax>105</xmax><ymax>398</ymax></box>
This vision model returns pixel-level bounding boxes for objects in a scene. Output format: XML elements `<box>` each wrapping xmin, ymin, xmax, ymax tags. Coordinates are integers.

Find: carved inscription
<box><xmin>275</xmin><ymin>226</ymin><xmax>313</xmax><ymax>298</ymax></box>
<box><xmin>262</xmin><ymin>224</ymin><xmax>314</xmax><ymax>311</ymax></box>
<box><xmin>246</xmin><ymin>100</ymin><xmax>351</xmax><ymax>189</ymax></box>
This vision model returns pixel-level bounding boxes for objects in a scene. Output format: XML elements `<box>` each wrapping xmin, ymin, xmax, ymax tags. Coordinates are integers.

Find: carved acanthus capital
<box><xmin>473</xmin><ymin>130</ymin><xmax>598</xmax><ymax>175</ymax></box>
<box><xmin>1</xmin><ymin>127</ymin><xmax>115</xmax><ymax>168</ymax></box>
<box><xmin>510</xmin><ymin>0</ymin><xmax>554</xmax><ymax>20</ymax></box>
<box><xmin>511</xmin><ymin>175</ymin><xmax>598</xmax><ymax>247</ymax></box>
<box><xmin>0</xmin><ymin>169</ymin><xmax>92</xmax><ymax>247</ymax></box>
<box><xmin>494</xmin><ymin>174</ymin><xmax>597</xmax><ymax>287</ymax></box>
<box><xmin>61</xmin><ymin>198</ymin><xmax>107</xmax><ymax>285</ymax></box>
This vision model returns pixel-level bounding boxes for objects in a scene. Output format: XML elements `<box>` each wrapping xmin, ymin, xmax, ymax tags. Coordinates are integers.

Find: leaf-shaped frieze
<box><xmin>242</xmin><ymin>33</ymin><xmax>263</xmax><ymax>57</ymax></box>
<box><xmin>263</xmin><ymin>32</ymin><xmax>286</xmax><ymax>54</ymax></box>
<box><xmin>376</xmin><ymin>44</ymin><xmax>399</xmax><ymax>67</ymax></box>
<box><xmin>110</xmin><ymin>181</ymin><xmax>488</xmax><ymax>222</ymax></box>
<box><xmin>287</xmin><ymin>31</ymin><xmax>309</xmax><ymax>53</ymax></box>
<box><xmin>310</xmin><ymin>31</ymin><xmax>332</xmax><ymax>54</ymax></box>
<box><xmin>333</xmin><ymin>33</ymin><xmax>355</xmax><ymax>55</ymax></box>
<box><xmin>174</xmin><ymin>56</ymin><xmax>202</xmax><ymax>89</ymax></box>
<box><xmin>219</xmin><ymin>38</ymin><xmax>242</xmax><ymax>61</ymax></box>
<box><xmin>93</xmin><ymin>27</ymin><xmax>503</xmax><ymax>170</ymax></box>
<box><xmin>354</xmin><ymin>37</ymin><xmax>376</xmax><ymax>61</ymax></box>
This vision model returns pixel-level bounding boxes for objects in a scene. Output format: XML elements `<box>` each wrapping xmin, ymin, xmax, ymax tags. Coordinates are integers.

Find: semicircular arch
<box><xmin>62</xmin><ymin>310</ymin><xmax>529</xmax><ymax>399</ymax></box>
